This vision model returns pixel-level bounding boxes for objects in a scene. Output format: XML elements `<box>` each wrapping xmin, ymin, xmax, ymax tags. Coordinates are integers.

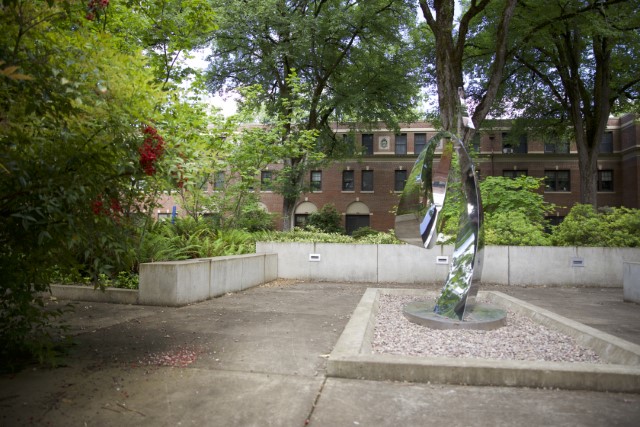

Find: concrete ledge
<box><xmin>139</xmin><ymin>253</ymin><xmax>277</xmax><ymax>306</ymax></box>
<box><xmin>623</xmin><ymin>261</ymin><xmax>640</xmax><ymax>303</ymax></box>
<box><xmin>257</xmin><ymin>242</ymin><xmax>640</xmax><ymax>287</ymax></box>
<box><xmin>327</xmin><ymin>288</ymin><xmax>640</xmax><ymax>392</ymax></box>
<box><xmin>49</xmin><ymin>284</ymin><xmax>138</xmax><ymax>305</ymax></box>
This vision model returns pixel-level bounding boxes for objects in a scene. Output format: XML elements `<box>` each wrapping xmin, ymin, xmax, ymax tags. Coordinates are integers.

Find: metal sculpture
<box><xmin>395</xmin><ymin>90</ymin><xmax>503</xmax><ymax>329</ymax></box>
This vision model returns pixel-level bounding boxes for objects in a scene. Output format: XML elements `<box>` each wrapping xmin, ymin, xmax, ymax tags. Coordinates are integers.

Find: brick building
<box><xmin>158</xmin><ymin>113</ymin><xmax>640</xmax><ymax>233</ymax></box>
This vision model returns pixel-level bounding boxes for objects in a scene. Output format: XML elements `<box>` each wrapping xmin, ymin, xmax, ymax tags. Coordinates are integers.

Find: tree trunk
<box><xmin>421</xmin><ymin>0</ymin><xmax>517</xmax><ymax>137</ymax></box>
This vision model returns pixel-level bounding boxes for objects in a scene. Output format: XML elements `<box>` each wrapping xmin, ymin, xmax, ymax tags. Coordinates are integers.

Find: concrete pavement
<box><xmin>1</xmin><ymin>281</ymin><xmax>639</xmax><ymax>426</ymax></box>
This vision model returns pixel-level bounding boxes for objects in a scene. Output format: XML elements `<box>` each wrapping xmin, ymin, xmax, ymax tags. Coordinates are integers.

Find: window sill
<box><xmin>341</xmin><ymin>190</ymin><xmax>355</xmax><ymax>193</ymax></box>
<box><xmin>360</xmin><ymin>191</ymin><xmax>374</xmax><ymax>194</ymax></box>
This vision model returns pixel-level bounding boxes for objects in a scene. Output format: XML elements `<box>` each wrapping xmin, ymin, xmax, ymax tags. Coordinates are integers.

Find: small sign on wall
<box><xmin>378</xmin><ymin>136</ymin><xmax>390</xmax><ymax>151</ymax></box>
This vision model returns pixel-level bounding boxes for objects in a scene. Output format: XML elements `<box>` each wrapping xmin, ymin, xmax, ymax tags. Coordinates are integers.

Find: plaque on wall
<box><xmin>378</xmin><ymin>136</ymin><xmax>390</xmax><ymax>151</ymax></box>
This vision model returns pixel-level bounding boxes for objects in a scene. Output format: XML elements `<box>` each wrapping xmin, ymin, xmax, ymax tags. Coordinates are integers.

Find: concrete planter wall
<box><xmin>256</xmin><ymin>242</ymin><xmax>640</xmax><ymax>287</ymax></box>
<box><xmin>138</xmin><ymin>253</ymin><xmax>277</xmax><ymax>306</ymax></box>
<box><xmin>49</xmin><ymin>285</ymin><xmax>138</xmax><ymax>305</ymax></box>
<box><xmin>623</xmin><ymin>262</ymin><xmax>640</xmax><ymax>303</ymax></box>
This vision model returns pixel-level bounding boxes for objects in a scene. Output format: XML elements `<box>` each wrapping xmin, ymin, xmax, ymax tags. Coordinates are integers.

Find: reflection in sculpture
<box><xmin>395</xmin><ymin>131</ymin><xmax>483</xmax><ymax>321</ymax></box>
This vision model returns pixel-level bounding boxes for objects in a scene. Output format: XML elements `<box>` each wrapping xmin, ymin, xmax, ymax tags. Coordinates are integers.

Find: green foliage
<box><xmin>353</xmin><ymin>228</ymin><xmax>403</xmax><ymax>244</ymax></box>
<box><xmin>253</xmin><ymin>228</ymin><xmax>402</xmax><ymax>245</ymax></box>
<box><xmin>552</xmin><ymin>205</ymin><xmax>640</xmax><ymax>247</ymax></box>
<box><xmin>138</xmin><ymin>218</ymin><xmax>256</xmax><ymax>262</ymax></box>
<box><xmin>438</xmin><ymin>174</ymin><xmax>554</xmax><ymax>246</ymax></box>
<box><xmin>0</xmin><ymin>1</ymin><xmax>173</xmax><ymax>367</ymax></box>
<box><xmin>235</xmin><ymin>203</ymin><xmax>277</xmax><ymax>232</ymax></box>
<box><xmin>306</xmin><ymin>204</ymin><xmax>344</xmax><ymax>234</ymax></box>
<box><xmin>484</xmin><ymin>211</ymin><xmax>551</xmax><ymax>246</ymax></box>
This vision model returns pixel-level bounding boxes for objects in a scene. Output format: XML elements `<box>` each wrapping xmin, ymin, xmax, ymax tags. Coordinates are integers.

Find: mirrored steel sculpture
<box><xmin>395</xmin><ymin>91</ymin><xmax>505</xmax><ymax>329</ymax></box>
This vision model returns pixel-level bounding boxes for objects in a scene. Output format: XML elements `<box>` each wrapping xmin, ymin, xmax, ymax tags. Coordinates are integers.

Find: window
<box><xmin>598</xmin><ymin>170</ymin><xmax>614</xmax><ymax>191</ymax></box>
<box><xmin>395</xmin><ymin>133</ymin><xmax>407</xmax><ymax>155</ymax></box>
<box><xmin>394</xmin><ymin>170</ymin><xmax>407</xmax><ymax>191</ymax></box>
<box><xmin>600</xmin><ymin>132</ymin><xmax>613</xmax><ymax>153</ymax></box>
<box><xmin>213</xmin><ymin>171</ymin><xmax>225</xmax><ymax>190</ymax></box>
<box><xmin>362</xmin><ymin>134</ymin><xmax>374</xmax><ymax>155</ymax></box>
<box><xmin>503</xmin><ymin>170</ymin><xmax>528</xmax><ymax>179</ymax></box>
<box><xmin>342</xmin><ymin>170</ymin><xmax>354</xmax><ymax>191</ymax></box>
<box><xmin>471</xmin><ymin>133</ymin><xmax>481</xmax><ymax>153</ymax></box>
<box><xmin>545</xmin><ymin>170</ymin><xmax>570</xmax><ymax>192</ymax></box>
<box><xmin>414</xmin><ymin>133</ymin><xmax>426</xmax><ymax>155</ymax></box>
<box><xmin>502</xmin><ymin>132</ymin><xmax>527</xmax><ymax>154</ymax></box>
<box><xmin>544</xmin><ymin>134</ymin><xmax>569</xmax><ymax>154</ymax></box>
<box><xmin>343</xmin><ymin>133</ymin><xmax>356</xmax><ymax>155</ymax></box>
<box><xmin>310</xmin><ymin>170</ymin><xmax>322</xmax><ymax>192</ymax></box>
<box><xmin>261</xmin><ymin>170</ymin><xmax>273</xmax><ymax>191</ymax></box>
<box><xmin>361</xmin><ymin>170</ymin><xmax>374</xmax><ymax>191</ymax></box>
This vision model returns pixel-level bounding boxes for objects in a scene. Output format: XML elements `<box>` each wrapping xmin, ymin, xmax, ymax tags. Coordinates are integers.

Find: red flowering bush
<box><xmin>91</xmin><ymin>194</ymin><xmax>123</xmax><ymax>221</ymax></box>
<box><xmin>86</xmin><ymin>0</ymin><xmax>110</xmax><ymax>21</ymax></box>
<box><xmin>139</xmin><ymin>125</ymin><xmax>165</xmax><ymax>175</ymax></box>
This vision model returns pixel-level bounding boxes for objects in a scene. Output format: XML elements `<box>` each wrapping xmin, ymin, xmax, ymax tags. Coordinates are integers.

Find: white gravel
<box><xmin>373</xmin><ymin>293</ymin><xmax>602</xmax><ymax>364</ymax></box>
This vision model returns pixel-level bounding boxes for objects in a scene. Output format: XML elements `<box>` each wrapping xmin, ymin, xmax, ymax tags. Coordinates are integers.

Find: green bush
<box><xmin>484</xmin><ymin>210</ymin><xmax>551</xmax><ymax>246</ymax></box>
<box><xmin>552</xmin><ymin>204</ymin><xmax>640</xmax><ymax>247</ymax></box>
<box><xmin>306</xmin><ymin>204</ymin><xmax>344</xmax><ymax>233</ymax></box>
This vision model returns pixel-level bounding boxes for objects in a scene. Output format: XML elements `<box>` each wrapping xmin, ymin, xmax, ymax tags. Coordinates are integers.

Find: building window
<box><xmin>343</xmin><ymin>133</ymin><xmax>356</xmax><ymax>155</ymax></box>
<box><xmin>310</xmin><ymin>170</ymin><xmax>322</xmax><ymax>192</ymax></box>
<box><xmin>362</xmin><ymin>134</ymin><xmax>374</xmax><ymax>155</ymax></box>
<box><xmin>600</xmin><ymin>132</ymin><xmax>613</xmax><ymax>153</ymax></box>
<box><xmin>544</xmin><ymin>134</ymin><xmax>570</xmax><ymax>154</ymax></box>
<box><xmin>361</xmin><ymin>170</ymin><xmax>374</xmax><ymax>191</ymax></box>
<box><xmin>502</xmin><ymin>132</ymin><xmax>527</xmax><ymax>154</ymax></box>
<box><xmin>395</xmin><ymin>134</ymin><xmax>407</xmax><ymax>155</ymax></box>
<box><xmin>394</xmin><ymin>170</ymin><xmax>407</xmax><ymax>191</ymax></box>
<box><xmin>545</xmin><ymin>170</ymin><xmax>570</xmax><ymax>192</ymax></box>
<box><xmin>503</xmin><ymin>170</ymin><xmax>528</xmax><ymax>179</ymax></box>
<box><xmin>598</xmin><ymin>170</ymin><xmax>614</xmax><ymax>191</ymax></box>
<box><xmin>471</xmin><ymin>133</ymin><xmax>481</xmax><ymax>153</ymax></box>
<box><xmin>261</xmin><ymin>170</ymin><xmax>273</xmax><ymax>191</ymax></box>
<box><xmin>414</xmin><ymin>133</ymin><xmax>426</xmax><ymax>155</ymax></box>
<box><xmin>213</xmin><ymin>171</ymin><xmax>225</xmax><ymax>190</ymax></box>
<box><xmin>342</xmin><ymin>170</ymin><xmax>354</xmax><ymax>191</ymax></box>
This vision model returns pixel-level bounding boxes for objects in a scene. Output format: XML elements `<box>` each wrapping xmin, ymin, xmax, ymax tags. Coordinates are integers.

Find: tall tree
<box><xmin>498</xmin><ymin>0</ymin><xmax>640</xmax><ymax>208</ymax></box>
<box><xmin>206</xmin><ymin>0</ymin><xmax>422</xmax><ymax>230</ymax></box>
<box><xmin>418</xmin><ymin>0</ymin><xmax>518</xmax><ymax>139</ymax></box>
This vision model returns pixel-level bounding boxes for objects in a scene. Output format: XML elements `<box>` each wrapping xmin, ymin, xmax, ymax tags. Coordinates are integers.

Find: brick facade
<box><xmin>157</xmin><ymin>114</ymin><xmax>640</xmax><ymax>233</ymax></box>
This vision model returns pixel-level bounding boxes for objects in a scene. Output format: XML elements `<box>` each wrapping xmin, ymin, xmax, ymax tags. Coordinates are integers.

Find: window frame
<box><xmin>395</xmin><ymin>133</ymin><xmax>407</xmax><ymax>155</ymax></box>
<box><xmin>544</xmin><ymin>170</ymin><xmax>571</xmax><ymax>192</ymax></box>
<box><xmin>362</xmin><ymin>134</ymin><xmax>374</xmax><ymax>155</ymax></box>
<box><xmin>310</xmin><ymin>170</ymin><xmax>322</xmax><ymax>192</ymax></box>
<box><xmin>597</xmin><ymin>169</ymin><xmax>614</xmax><ymax>192</ymax></box>
<box><xmin>342</xmin><ymin>170</ymin><xmax>355</xmax><ymax>191</ymax></box>
<box><xmin>394</xmin><ymin>170</ymin><xmax>407</xmax><ymax>192</ymax></box>
<box><xmin>414</xmin><ymin>133</ymin><xmax>426</xmax><ymax>155</ymax></box>
<box><xmin>361</xmin><ymin>170</ymin><xmax>374</xmax><ymax>192</ymax></box>
<box><xmin>260</xmin><ymin>170</ymin><xmax>273</xmax><ymax>191</ymax></box>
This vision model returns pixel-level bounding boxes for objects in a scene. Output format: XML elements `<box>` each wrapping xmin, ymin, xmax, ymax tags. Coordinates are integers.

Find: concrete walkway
<box><xmin>1</xmin><ymin>281</ymin><xmax>639</xmax><ymax>426</ymax></box>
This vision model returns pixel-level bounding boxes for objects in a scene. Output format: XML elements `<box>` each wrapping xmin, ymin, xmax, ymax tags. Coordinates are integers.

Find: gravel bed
<box><xmin>373</xmin><ymin>293</ymin><xmax>602</xmax><ymax>364</ymax></box>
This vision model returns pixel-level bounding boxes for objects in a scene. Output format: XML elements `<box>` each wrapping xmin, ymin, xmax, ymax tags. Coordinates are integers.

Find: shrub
<box><xmin>552</xmin><ymin>204</ymin><xmax>640</xmax><ymax>247</ymax></box>
<box><xmin>306</xmin><ymin>204</ymin><xmax>344</xmax><ymax>233</ymax></box>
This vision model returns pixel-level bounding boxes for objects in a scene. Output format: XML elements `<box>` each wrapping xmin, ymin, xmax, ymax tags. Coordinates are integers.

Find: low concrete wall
<box><xmin>49</xmin><ymin>284</ymin><xmax>138</xmax><ymax>305</ymax></box>
<box><xmin>139</xmin><ymin>253</ymin><xmax>277</xmax><ymax>306</ymax></box>
<box><xmin>256</xmin><ymin>242</ymin><xmax>640</xmax><ymax>287</ymax></box>
<box><xmin>623</xmin><ymin>262</ymin><xmax>640</xmax><ymax>303</ymax></box>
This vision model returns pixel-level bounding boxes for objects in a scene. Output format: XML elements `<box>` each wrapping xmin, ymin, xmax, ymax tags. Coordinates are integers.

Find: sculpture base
<box><xmin>403</xmin><ymin>301</ymin><xmax>507</xmax><ymax>331</ymax></box>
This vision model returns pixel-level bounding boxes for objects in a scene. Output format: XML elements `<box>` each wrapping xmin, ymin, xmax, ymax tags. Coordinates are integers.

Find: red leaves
<box><xmin>91</xmin><ymin>194</ymin><xmax>123</xmax><ymax>221</ymax></box>
<box><xmin>86</xmin><ymin>0</ymin><xmax>110</xmax><ymax>21</ymax></box>
<box><xmin>139</xmin><ymin>125</ymin><xmax>165</xmax><ymax>176</ymax></box>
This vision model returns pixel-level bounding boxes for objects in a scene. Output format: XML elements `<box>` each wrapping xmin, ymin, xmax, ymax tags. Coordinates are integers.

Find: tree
<box><xmin>497</xmin><ymin>0</ymin><xmax>640</xmax><ymax>208</ymax></box>
<box><xmin>206</xmin><ymin>0</ymin><xmax>422</xmax><ymax>230</ymax></box>
<box><xmin>0</xmin><ymin>0</ymin><xmax>206</xmax><ymax>367</ymax></box>
<box><xmin>418</xmin><ymin>0</ymin><xmax>518</xmax><ymax>138</ymax></box>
